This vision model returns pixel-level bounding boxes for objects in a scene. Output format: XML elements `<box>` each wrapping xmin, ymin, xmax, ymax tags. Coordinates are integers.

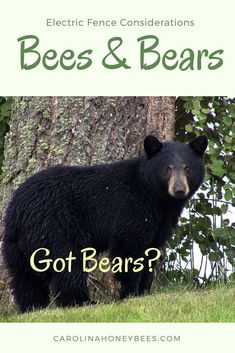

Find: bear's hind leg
<box><xmin>3</xmin><ymin>239</ymin><xmax>50</xmax><ymax>313</ymax></box>
<box><xmin>51</xmin><ymin>267</ymin><xmax>90</xmax><ymax>307</ymax></box>
<box><xmin>10</xmin><ymin>270</ymin><xmax>50</xmax><ymax>313</ymax></box>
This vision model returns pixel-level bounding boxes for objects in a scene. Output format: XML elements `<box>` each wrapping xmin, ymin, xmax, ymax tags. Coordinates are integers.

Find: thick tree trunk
<box><xmin>146</xmin><ymin>96</ymin><xmax>175</xmax><ymax>141</ymax></box>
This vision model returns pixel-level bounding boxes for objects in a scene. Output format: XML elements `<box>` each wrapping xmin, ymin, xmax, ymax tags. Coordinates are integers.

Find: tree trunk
<box><xmin>146</xmin><ymin>96</ymin><xmax>175</xmax><ymax>140</ymax></box>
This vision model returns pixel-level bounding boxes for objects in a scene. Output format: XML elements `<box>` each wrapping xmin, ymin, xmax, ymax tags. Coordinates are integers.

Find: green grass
<box><xmin>0</xmin><ymin>286</ymin><xmax>234</xmax><ymax>323</ymax></box>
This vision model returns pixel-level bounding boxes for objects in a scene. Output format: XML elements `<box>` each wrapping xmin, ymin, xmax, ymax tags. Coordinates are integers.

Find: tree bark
<box><xmin>146</xmin><ymin>96</ymin><xmax>175</xmax><ymax>141</ymax></box>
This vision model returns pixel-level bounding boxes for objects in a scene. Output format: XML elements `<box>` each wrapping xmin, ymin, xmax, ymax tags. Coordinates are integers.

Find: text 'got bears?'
<box><xmin>30</xmin><ymin>247</ymin><xmax>161</xmax><ymax>273</ymax></box>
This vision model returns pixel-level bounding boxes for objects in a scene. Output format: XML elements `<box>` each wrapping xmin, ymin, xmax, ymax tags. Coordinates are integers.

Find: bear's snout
<box><xmin>168</xmin><ymin>167</ymin><xmax>189</xmax><ymax>199</ymax></box>
<box><xmin>173</xmin><ymin>183</ymin><xmax>188</xmax><ymax>199</ymax></box>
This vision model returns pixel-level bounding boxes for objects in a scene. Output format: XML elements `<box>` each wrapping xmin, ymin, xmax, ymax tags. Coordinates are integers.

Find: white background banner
<box><xmin>0</xmin><ymin>0</ymin><xmax>234</xmax><ymax>95</ymax></box>
<box><xmin>0</xmin><ymin>323</ymin><xmax>234</xmax><ymax>353</ymax></box>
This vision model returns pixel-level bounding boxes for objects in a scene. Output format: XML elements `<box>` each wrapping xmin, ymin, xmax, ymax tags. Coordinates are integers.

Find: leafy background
<box><xmin>167</xmin><ymin>97</ymin><xmax>235</xmax><ymax>286</ymax></box>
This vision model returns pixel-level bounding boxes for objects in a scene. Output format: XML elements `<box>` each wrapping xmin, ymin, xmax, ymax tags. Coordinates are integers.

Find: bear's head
<box><xmin>143</xmin><ymin>135</ymin><xmax>208</xmax><ymax>200</ymax></box>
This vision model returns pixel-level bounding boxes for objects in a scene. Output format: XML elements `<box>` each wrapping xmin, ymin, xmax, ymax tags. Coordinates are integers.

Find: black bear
<box><xmin>2</xmin><ymin>135</ymin><xmax>207</xmax><ymax>312</ymax></box>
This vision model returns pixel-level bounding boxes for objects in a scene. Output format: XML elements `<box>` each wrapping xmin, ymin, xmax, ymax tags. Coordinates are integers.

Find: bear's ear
<box><xmin>189</xmin><ymin>135</ymin><xmax>208</xmax><ymax>156</ymax></box>
<box><xmin>144</xmin><ymin>135</ymin><xmax>162</xmax><ymax>158</ymax></box>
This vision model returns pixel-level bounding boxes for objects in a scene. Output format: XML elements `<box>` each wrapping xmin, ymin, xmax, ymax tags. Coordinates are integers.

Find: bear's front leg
<box><xmin>110</xmin><ymin>231</ymin><xmax>146</xmax><ymax>299</ymax></box>
<box><xmin>109</xmin><ymin>210</ymin><xmax>157</xmax><ymax>300</ymax></box>
<box><xmin>138</xmin><ymin>265</ymin><xmax>154</xmax><ymax>295</ymax></box>
<box><xmin>115</xmin><ymin>271</ymin><xmax>142</xmax><ymax>299</ymax></box>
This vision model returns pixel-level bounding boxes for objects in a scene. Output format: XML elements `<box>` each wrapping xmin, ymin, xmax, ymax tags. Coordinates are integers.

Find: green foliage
<box><xmin>165</xmin><ymin>97</ymin><xmax>235</xmax><ymax>285</ymax></box>
<box><xmin>0</xmin><ymin>97</ymin><xmax>12</xmax><ymax>177</ymax></box>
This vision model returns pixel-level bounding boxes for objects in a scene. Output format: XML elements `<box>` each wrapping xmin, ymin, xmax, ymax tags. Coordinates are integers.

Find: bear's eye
<box><xmin>184</xmin><ymin>166</ymin><xmax>191</xmax><ymax>176</ymax></box>
<box><xmin>165</xmin><ymin>166</ymin><xmax>173</xmax><ymax>177</ymax></box>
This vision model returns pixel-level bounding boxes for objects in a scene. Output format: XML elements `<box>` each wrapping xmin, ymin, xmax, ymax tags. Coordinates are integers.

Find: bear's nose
<box><xmin>173</xmin><ymin>186</ymin><xmax>186</xmax><ymax>198</ymax></box>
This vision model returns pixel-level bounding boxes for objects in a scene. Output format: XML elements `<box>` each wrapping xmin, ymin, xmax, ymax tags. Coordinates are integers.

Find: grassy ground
<box><xmin>0</xmin><ymin>285</ymin><xmax>234</xmax><ymax>323</ymax></box>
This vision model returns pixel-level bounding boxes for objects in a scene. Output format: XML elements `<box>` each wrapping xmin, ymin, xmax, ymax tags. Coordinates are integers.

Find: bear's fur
<box><xmin>2</xmin><ymin>135</ymin><xmax>207</xmax><ymax>312</ymax></box>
